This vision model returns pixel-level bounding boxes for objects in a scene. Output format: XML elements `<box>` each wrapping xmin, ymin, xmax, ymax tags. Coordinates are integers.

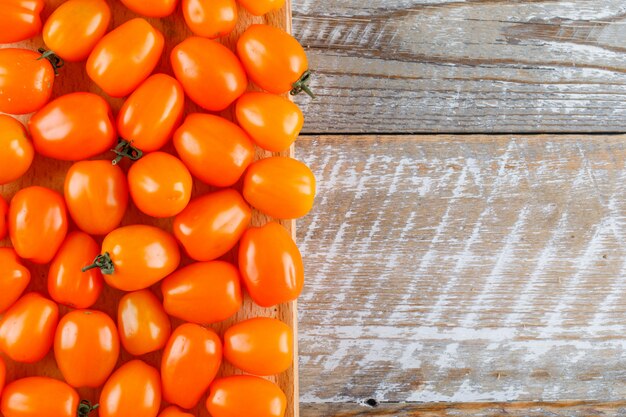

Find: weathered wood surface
<box><xmin>291</xmin><ymin>0</ymin><xmax>626</xmax><ymax>134</ymax></box>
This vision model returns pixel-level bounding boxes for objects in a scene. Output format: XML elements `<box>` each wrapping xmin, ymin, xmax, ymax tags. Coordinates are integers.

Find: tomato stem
<box><xmin>82</xmin><ymin>252</ymin><xmax>114</xmax><ymax>275</ymax></box>
<box><xmin>37</xmin><ymin>48</ymin><xmax>64</xmax><ymax>76</ymax></box>
<box><xmin>290</xmin><ymin>70</ymin><xmax>315</xmax><ymax>99</ymax></box>
<box><xmin>77</xmin><ymin>400</ymin><xmax>99</xmax><ymax>417</ymax></box>
<box><xmin>111</xmin><ymin>139</ymin><xmax>143</xmax><ymax>165</ymax></box>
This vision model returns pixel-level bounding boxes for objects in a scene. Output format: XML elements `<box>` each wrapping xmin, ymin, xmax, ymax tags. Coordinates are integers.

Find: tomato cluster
<box><xmin>0</xmin><ymin>1</ymin><xmax>315</xmax><ymax>417</ymax></box>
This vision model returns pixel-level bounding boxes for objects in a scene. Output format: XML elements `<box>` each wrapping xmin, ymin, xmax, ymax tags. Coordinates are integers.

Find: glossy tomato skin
<box><xmin>0</xmin><ymin>115</ymin><xmax>34</xmax><ymax>184</ymax></box>
<box><xmin>117</xmin><ymin>74</ymin><xmax>185</xmax><ymax>153</ymax></box>
<box><xmin>239</xmin><ymin>222</ymin><xmax>304</xmax><ymax>307</ymax></box>
<box><xmin>43</xmin><ymin>0</ymin><xmax>111</xmax><ymax>62</ymax></box>
<box><xmin>128</xmin><ymin>152</ymin><xmax>192</xmax><ymax>218</ymax></box>
<box><xmin>171</xmin><ymin>37</ymin><xmax>247</xmax><ymax>111</ymax></box>
<box><xmin>9</xmin><ymin>186</ymin><xmax>68</xmax><ymax>264</ymax></box>
<box><xmin>48</xmin><ymin>232</ymin><xmax>103</xmax><ymax>309</ymax></box>
<box><xmin>1</xmin><ymin>377</ymin><xmax>81</xmax><ymax>417</ymax></box>
<box><xmin>162</xmin><ymin>261</ymin><xmax>243</xmax><ymax>325</ymax></box>
<box><xmin>87</xmin><ymin>18</ymin><xmax>164</xmax><ymax>97</ymax></box>
<box><xmin>30</xmin><ymin>92</ymin><xmax>116</xmax><ymax>161</ymax></box>
<box><xmin>0</xmin><ymin>196</ymin><xmax>7</xmax><ymax>239</ymax></box>
<box><xmin>99</xmin><ymin>360</ymin><xmax>161</xmax><ymax>417</ymax></box>
<box><xmin>162</xmin><ymin>323</ymin><xmax>222</xmax><ymax>409</ymax></box>
<box><xmin>174</xmin><ymin>114</ymin><xmax>254</xmax><ymax>187</ymax></box>
<box><xmin>64</xmin><ymin>161</ymin><xmax>128</xmax><ymax>235</ymax></box>
<box><xmin>54</xmin><ymin>309</ymin><xmax>119</xmax><ymax>388</ymax></box>
<box><xmin>183</xmin><ymin>0</ymin><xmax>237</xmax><ymax>39</ymax></box>
<box><xmin>235</xmin><ymin>92</ymin><xmax>303</xmax><ymax>152</ymax></box>
<box><xmin>206</xmin><ymin>375</ymin><xmax>287</xmax><ymax>417</ymax></box>
<box><xmin>0</xmin><ymin>49</ymin><xmax>54</xmax><ymax>115</ymax></box>
<box><xmin>118</xmin><ymin>289</ymin><xmax>171</xmax><ymax>356</ymax></box>
<box><xmin>0</xmin><ymin>293</ymin><xmax>59</xmax><ymax>363</ymax></box>
<box><xmin>0</xmin><ymin>248</ymin><xmax>30</xmax><ymax>313</ymax></box>
<box><xmin>173</xmin><ymin>189</ymin><xmax>251</xmax><ymax>261</ymax></box>
<box><xmin>120</xmin><ymin>0</ymin><xmax>178</xmax><ymax>17</ymax></box>
<box><xmin>0</xmin><ymin>0</ymin><xmax>44</xmax><ymax>43</ymax></box>
<box><xmin>238</xmin><ymin>0</ymin><xmax>284</xmax><ymax>16</ymax></box>
<box><xmin>158</xmin><ymin>406</ymin><xmax>193</xmax><ymax>417</ymax></box>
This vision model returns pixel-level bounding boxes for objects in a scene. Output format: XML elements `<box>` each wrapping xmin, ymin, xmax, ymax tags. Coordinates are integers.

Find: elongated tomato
<box><xmin>0</xmin><ymin>115</ymin><xmax>34</xmax><ymax>184</ymax></box>
<box><xmin>118</xmin><ymin>290</ymin><xmax>171</xmax><ymax>356</ymax></box>
<box><xmin>0</xmin><ymin>49</ymin><xmax>54</xmax><ymax>115</ymax></box>
<box><xmin>0</xmin><ymin>0</ymin><xmax>44</xmax><ymax>43</ymax></box>
<box><xmin>238</xmin><ymin>0</ymin><xmax>285</xmax><ymax>16</ymax></box>
<box><xmin>158</xmin><ymin>407</ymin><xmax>193</xmax><ymax>417</ymax></box>
<box><xmin>0</xmin><ymin>248</ymin><xmax>30</xmax><ymax>313</ymax></box>
<box><xmin>0</xmin><ymin>196</ymin><xmax>7</xmax><ymax>239</ymax></box>
<box><xmin>183</xmin><ymin>0</ymin><xmax>237</xmax><ymax>39</ymax></box>
<box><xmin>120</xmin><ymin>0</ymin><xmax>178</xmax><ymax>17</ymax></box>
<box><xmin>99</xmin><ymin>360</ymin><xmax>161</xmax><ymax>417</ymax></box>
<box><xmin>206</xmin><ymin>376</ymin><xmax>287</xmax><ymax>417</ymax></box>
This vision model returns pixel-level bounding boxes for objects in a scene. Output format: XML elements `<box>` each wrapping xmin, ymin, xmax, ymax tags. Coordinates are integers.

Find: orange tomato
<box><xmin>48</xmin><ymin>232</ymin><xmax>103</xmax><ymax>309</ymax></box>
<box><xmin>9</xmin><ymin>186</ymin><xmax>68</xmax><ymax>264</ymax></box>
<box><xmin>99</xmin><ymin>360</ymin><xmax>161</xmax><ymax>417</ymax></box>
<box><xmin>206</xmin><ymin>376</ymin><xmax>287</xmax><ymax>417</ymax></box>
<box><xmin>0</xmin><ymin>0</ymin><xmax>44</xmax><ymax>43</ymax></box>
<box><xmin>43</xmin><ymin>0</ymin><xmax>111</xmax><ymax>62</ymax></box>
<box><xmin>54</xmin><ymin>309</ymin><xmax>119</xmax><ymax>388</ymax></box>
<box><xmin>183</xmin><ymin>0</ymin><xmax>237</xmax><ymax>39</ymax></box>
<box><xmin>85</xmin><ymin>225</ymin><xmax>180</xmax><ymax>291</ymax></box>
<box><xmin>0</xmin><ymin>293</ymin><xmax>59</xmax><ymax>363</ymax></box>
<box><xmin>0</xmin><ymin>356</ymin><xmax>4</xmax><ymax>394</ymax></box>
<box><xmin>0</xmin><ymin>48</ymin><xmax>54</xmax><ymax>115</ymax></box>
<box><xmin>237</xmin><ymin>0</ymin><xmax>284</xmax><ymax>16</ymax></box>
<box><xmin>0</xmin><ymin>115</ymin><xmax>34</xmax><ymax>184</ymax></box>
<box><xmin>30</xmin><ymin>92</ymin><xmax>117</xmax><ymax>161</ymax></box>
<box><xmin>162</xmin><ymin>323</ymin><xmax>222</xmax><ymax>409</ymax></box>
<box><xmin>162</xmin><ymin>261</ymin><xmax>242</xmax><ymax>325</ymax></box>
<box><xmin>173</xmin><ymin>114</ymin><xmax>254</xmax><ymax>187</ymax></box>
<box><xmin>64</xmin><ymin>161</ymin><xmax>128</xmax><ymax>235</ymax></box>
<box><xmin>243</xmin><ymin>156</ymin><xmax>316</xmax><ymax>219</ymax></box>
<box><xmin>118</xmin><ymin>289</ymin><xmax>171</xmax><ymax>356</ymax></box>
<box><xmin>239</xmin><ymin>222</ymin><xmax>303</xmax><ymax>307</ymax></box>
<box><xmin>120</xmin><ymin>0</ymin><xmax>178</xmax><ymax>17</ymax></box>
<box><xmin>158</xmin><ymin>406</ymin><xmax>193</xmax><ymax>417</ymax></box>
<box><xmin>0</xmin><ymin>248</ymin><xmax>30</xmax><ymax>313</ymax></box>
<box><xmin>235</xmin><ymin>92</ymin><xmax>303</xmax><ymax>152</ymax></box>
<box><xmin>171</xmin><ymin>37</ymin><xmax>247</xmax><ymax>111</ymax></box>
<box><xmin>173</xmin><ymin>189</ymin><xmax>251</xmax><ymax>261</ymax></box>
<box><xmin>0</xmin><ymin>196</ymin><xmax>7</xmax><ymax>239</ymax></box>
<box><xmin>128</xmin><ymin>152</ymin><xmax>192</xmax><ymax>218</ymax></box>
<box><xmin>87</xmin><ymin>18</ymin><xmax>164</xmax><ymax>97</ymax></box>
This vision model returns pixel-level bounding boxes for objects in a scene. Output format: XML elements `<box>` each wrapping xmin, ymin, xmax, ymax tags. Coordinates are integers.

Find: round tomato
<box><xmin>0</xmin><ymin>248</ymin><xmax>30</xmax><ymax>313</ymax></box>
<box><xmin>162</xmin><ymin>261</ymin><xmax>242</xmax><ymax>325</ymax></box>
<box><xmin>183</xmin><ymin>0</ymin><xmax>237</xmax><ymax>39</ymax></box>
<box><xmin>173</xmin><ymin>114</ymin><xmax>254</xmax><ymax>187</ymax></box>
<box><xmin>0</xmin><ymin>48</ymin><xmax>54</xmax><ymax>115</ymax></box>
<box><xmin>48</xmin><ymin>232</ymin><xmax>103</xmax><ymax>309</ymax></box>
<box><xmin>173</xmin><ymin>189</ymin><xmax>251</xmax><ymax>261</ymax></box>
<box><xmin>118</xmin><ymin>289</ymin><xmax>171</xmax><ymax>356</ymax></box>
<box><xmin>171</xmin><ymin>37</ymin><xmax>247</xmax><ymax>111</ymax></box>
<box><xmin>158</xmin><ymin>406</ymin><xmax>193</xmax><ymax>417</ymax></box>
<box><xmin>55</xmin><ymin>309</ymin><xmax>119</xmax><ymax>388</ymax></box>
<box><xmin>64</xmin><ymin>160</ymin><xmax>128</xmax><ymax>235</ymax></box>
<box><xmin>238</xmin><ymin>0</ymin><xmax>284</xmax><ymax>16</ymax></box>
<box><xmin>87</xmin><ymin>18</ymin><xmax>164</xmax><ymax>97</ymax></box>
<box><xmin>0</xmin><ymin>0</ymin><xmax>44</xmax><ymax>43</ymax></box>
<box><xmin>162</xmin><ymin>323</ymin><xmax>222</xmax><ymax>409</ymax></box>
<box><xmin>239</xmin><ymin>222</ymin><xmax>303</xmax><ymax>307</ymax></box>
<box><xmin>43</xmin><ymin>0</ymin><xmax>111</xmax><ymax>62</ymax></box>
<box><xmin>206</xmin><ymin>376</ymin><xmax>287</xmax><ymax>417</ymax></box>
<box><xmin>120</xmin><ymin>0</ymin><xmax>178</xmax><ymax>17</ymax></box>
<box><xmin>127</xmin><ymin>152</ymin><xmax>192</xmax><ymax>218</ymax></box>
<box><xmin>30</xmin><ymin>92</ymin><xmax>116</xmax><ymax>161</ymax></box>
<box><xmin>0</xmin><ymin>196</ymin><xmax>7</xmax><ymax>239</ymax></box>
<box><xmin>0</xmin><ymin>115</ymin><xmax>34</xmax><ymax>184</ymax></box>
<box><xmin>99</xmin><ymin>360</ymin><xmax>161</xmax><ymax>417</ymax></box>
<box><xmin>237</xmin><ymin>24</ymin><xmax>313</xmax><ymax>97</ymax></box>
<box><xmin>84</xmin><ymin>225</ymin><xmax>180</xmax><ymax>291</ymax></box>
<box><xmin>9</xmin><ymin>186</ymin><xmax>68</xmax><ymax>264</ymax></box>
<box><xmin>0</xmin><ymin>293</ymin><xmax>59</xmax><ymax>363</ymax></box>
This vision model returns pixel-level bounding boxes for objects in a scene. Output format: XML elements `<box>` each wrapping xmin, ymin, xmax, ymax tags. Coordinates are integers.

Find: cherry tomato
<box><xmin>48</xmin><ymin>232</ymin><xmax>103</xmax><ymax>309</ymax></box>
<box><xmin>0</xmin><ymin>115</ymin><xmax>34</xmax><ymax>184</ymax></box>
<box><xmin>162</xmin><ymin>261</ymin><xmax>242</xmax><ymax>325</ymax></box>
<box><xmin>237</xmin><ymin>0</ymin><xmax>284</xmax><ymax>16</ymax></box>
<box><xmin>43</xmin><ymin>0</ymin><xmax>111</xmax><ymax>62</ymax></box>
<box><xmin>158</xmin><ymin>406</ymin><xmax>193</xmax><ymax>417</ymax></box>
<box><xmin>0</xmin><ymin>293</ymin><xmax>59</xmax><ymax>363</ymax></box>
<box><xmin>85</xmin><ymin>225</ymin><xmax>180</xmax><ymax>291</ymax></box>
<box><xmin>30</xmin><ymin>92</ymin><xmax>116</xmax><ymax>161</ymax></box>
<box><xmin>239</xmin><ymin>222</ymin><xmax>303</xmax><ymax>307</ymax></box>
<box><xmin>183</xmin><ymin>0</ymin><xmax>237</xmax><ymax>39</ymax></box>
<box><xmin>173</xmin><ymin>189</ymin><xmax>251</xmax><ymax>261</ymax></box>
<box><xmin>9</xmin><ymin>186</ymin><xmax>68</xmax><ymax>264</ymax></box>
<box><xmin>173</xmin><ymin>114</ymin><xmax>254</xmax><ymax>187</ymax></box>
<box><xmin>54</xmin><ymin>309</ymin><xmax>119</xmax><ymax>388</ymax></box>
<box><xmin>0</xmin><ymin>248</ymin><xmax>30</xmax><ymax>313</ymax></box>
<box><xmin>171</xmin><ymin>37</ymin><xmax>247</xmax><ymax>111</ymax></box>
<box><xmin>0</xmin><ymin>48</ymin><xmax>54</xmax><ymax>115</ymax></box>
<box><xmin>0</xmin><ymin>1</ymin><xmax>44</xmax><ymax>43</ymax></box>
<box><xmin>87</xmin><ymin>18</ymin><xmax>164</xmax><ymax>97</ymax></box>
<box><xmin>64</xmin><ymin>161</ymin><xmax>128</xmax><ymax>235</ymax></box>
<box><xmin>162</xmin><ymin>323</ymin><xmax>222</xmax><ymax>409</ymax></box>
<box><xmin>243</xmin><ymin>156</ymin><xmax>315</xmax><ymax>219</ymax></box>
<box><xmin>118</xmin><ymin>289</ymin><xmax>171</xmax><ymax>356</ymax></box>
<box><xmin>99</xmin><ymin>360</ymin><xmax>161</xmax><ymax>417</ymax></box>
<box><xmin>127</xmin><ymin>152</ymin><xmax>192</xmax><ymax>218</ymax></box>
<box><xmin>237</xmin><ymin>24</ymin><xmax>313</xmax><ymax>97</ymax></box>
<box><xmin>0</xmin><ymin>196</ymin><xmax>7</xmax><ymax>239</ymax></box>
<box><xmin>206</xmin><ymin>376</ymin><xmax>287</xmax><ymax>417</ymax></box>
<box><xmin>120</xmin><ymin>0</ymin><xmax>178</xmax><ymax>17</ymax></box>
<box><xmin>235</xmin><ymin>92</ymin><xmax>303</xmax><ymax>152</ymax></box>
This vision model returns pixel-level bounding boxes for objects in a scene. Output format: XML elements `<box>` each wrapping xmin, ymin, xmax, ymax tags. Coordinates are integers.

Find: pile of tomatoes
<box><xmin>0</xmin><ymin>1</ymin><xmax>316</xmax><ymax>417</ymax></box>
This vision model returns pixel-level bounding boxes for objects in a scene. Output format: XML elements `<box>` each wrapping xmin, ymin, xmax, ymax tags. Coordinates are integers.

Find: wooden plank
<box><xmin>297</xmin><ymin>134</ymin><xmax>626</xmax><ymax>404</ymax></box>
<box><xmin>291</xmin><ymin>0</ymin><xmax>626</xmax><ymax>133</ymax></box>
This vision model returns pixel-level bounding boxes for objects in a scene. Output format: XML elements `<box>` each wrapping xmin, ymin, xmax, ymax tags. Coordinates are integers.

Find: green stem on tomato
<box><xmin>77</xmin><ymin>400</ymin><xmax>99</xmax><ymax>417</ymax></box>
<box><xmin>37</xmin><ymin>48</ymin><xmax>64</xmax><ymax>76</ymax></box>
<box><xmin>82</xmin><ymin>252</ymin><xmax>114</xmax><ymax>275</ymax></box>
<box><xmin>111</xmin><ymin>139</ymin><xmax>143</xmax><ymax>166</ymax></box>
<box><xmin>290</xmin><ymin>70</ymin><xmax>315</xmax><ymax>99</ymax></box>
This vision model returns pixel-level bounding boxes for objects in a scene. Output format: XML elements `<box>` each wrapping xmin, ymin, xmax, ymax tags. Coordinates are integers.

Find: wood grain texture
<box><xmin>291</xmin><ymin>0</ymin><xmax>626</xmax><ymax>133</ymax></box>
